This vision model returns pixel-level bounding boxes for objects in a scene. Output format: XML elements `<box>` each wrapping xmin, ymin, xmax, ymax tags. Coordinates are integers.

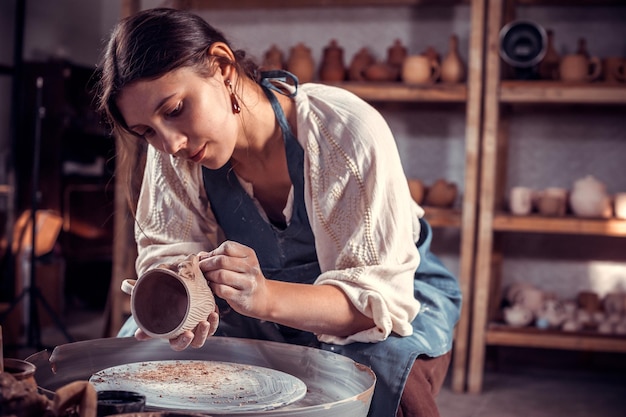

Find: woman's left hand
<box><xmin>198</xmin><ymin>241</ymin><xmax>270</xmax><ymax>320</ymax></box>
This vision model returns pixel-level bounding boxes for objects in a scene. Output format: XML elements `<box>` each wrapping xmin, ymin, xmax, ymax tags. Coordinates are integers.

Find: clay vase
<box><xmin>402</xmin><ymin>55</ymin><xmax>441</xmax><ymax>85</ymax></box>
<box><xmin>440</xmin><ymin>34</ymin><xmax>466</xmax><ymax>83</ymax></box>
<box><xmin>538</xmin><ymin>29</ymin><xmax>560</xmax><ymax>80</ymax></box>
<box><xmin>559</xmin><ymin>53</ymin><xmax>602</xmax><ymax>82</ymax></box>
<box><xmin>262</xmin><ymin>44</ymin><xmax>284</xmax><ymax>71</ymax></box>
<box><xmin>569</xmin><ymin>175</ymin><xmax>612</xmax><ymax>218</ymax></box>
<box><xmin>603</xmin><ymin>56</ymin><xmax>626</xmax><ymax>83</ymax></box>
<box><xmin>319</xmin><ymin>39</ymin><xmax>346</xmax><ymax>82</ymax></box>
<box><xmin>423</xmin><ymin>179</ymin><xmax>457</xmax><ymax>207</ymax></box>
<box><xmin>286</xmin><ymin>43</ymin><xmax>315</xmax><ymax>83</ymax></box>
<box><xmin>407</xmin><ymin>179</ymin><xmax>426</xmax><ymax>205</ymax></box>
<box><xmin>386</xmin><ymin>39</ymin><xmax>407</xmax><ymax>80</ymax></box>
<box><xmin>349</xmin><ymin>47</ymin><xmax>375</xmax><ymax>81</ymax></box>
<box><xmin>121</xmin><ymin>254</ymin><xmax>216</xmax><ymax>339</ymax></box>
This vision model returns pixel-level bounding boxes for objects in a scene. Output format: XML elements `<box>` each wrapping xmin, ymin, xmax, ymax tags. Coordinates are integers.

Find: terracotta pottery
<box><xmin>603</xmin><ymin>56</ymin><xmax>626</xmax><ymax>83</ymax></box>
<box><xmin>2</xmin><ymin>358</ymin><xmax>37</xmax><ymax>388</ymax></box>
<box><xmin>440</xmin><ymin>34</ymin><xmax>466</xmax><ymax>83</ymax></box>
<box><xmin>363</xmin><ymin>62</ymin><xmax>398</xmax><ymax>82</ymax></box>
<box><xmin>319</xmin><ymin>39</ymin><xmax>346</xmax><ymax>82</ymax></box>
<box><xmin>538</xmin><ymin>29</ymin><xmax>560</xmax><ymax>80</ymax></box>
<box><xmin>536</xmin><ymin>187</ymin><xmax>567</xmax><ymax>217</ymax></box>
<box><xmin>569</xmin><ymin>175</ymin><xmax>612</xmax><ymax>218</ymax></box>
<box><xmin>286</xmin><ymin>43</ymin><xmax>315</xmax><ymax>83</ymax></box>
<box><xmin>348</xmin><ymin>47</ymin><xmax>375</xmax><ymax>81</ymax></box>
<box><xmin>576</xmin><ymin>37</ymin><xmax>590</xmax><ymax>59</ymax></box>
<box><xmin>262</xmin><ymin>44</ymin><xmax>284</xmax><ymax>71</ymax></box>
<box><xmin>122</xmin><ymin>254</ymin><xmax>216</xmax><ymax>339</ymax></box>
<box><xmin>559</xmin><ymin>53</ymin><xmax>602</xmax><ymax>82</ymax></box>
<box><xmin>407</xmin><ymin>179</ymin><xmax>426</xmax><ymax>205</ymax></box>
<box><xmin>423</xmin><ymin>178</ymin><xmax>457</xmax><ymax>207</ymax></box>
<box><xmin>421</xmin><ymin>46</ymin><xmax>441</xmax><ymax>65</ymax></box>
<box><xmin>386</xmin><ymin>39</ymin><xmax>407</xmax><ymax>80</ymax></box>
<box><xmin>402</xmin><ymin>55</ymin><xmax>441</xmax><ymax>85</ymax></box>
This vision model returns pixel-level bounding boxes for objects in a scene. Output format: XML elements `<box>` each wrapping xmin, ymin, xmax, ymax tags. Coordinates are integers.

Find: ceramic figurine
<box><xmin>569</xmin><ymin>175</ymin><xmax>612</xmax><ymax>218</ymax></box>
<box><xmin>440</xmin><ymin>34</ymin><xmax>466</xmax><ymax>83</ymax></box>
<box><xmin>503</xmin><ymin>304</ymin><xmax>534</xmax><ymax>327</ymax></box>
<box><xmin>505</xmin><ymin>282</ymin><xmax>544</xmax><ymax>316</ymax></box>
<box><xmin>536</xmin><ymin>299</ymin><xmax>567</xmax><ymax>329</ymax></box>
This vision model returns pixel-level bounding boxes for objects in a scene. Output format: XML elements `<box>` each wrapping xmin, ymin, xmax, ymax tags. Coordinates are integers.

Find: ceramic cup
<box><xmin>559</xmin><ymin>54</ymin><xmax>602</xmax><ymax>82</ymax></box>
<box><xmin>509</xmin><ymin>186</ymin><xmax>534</xmax><ymax>215</ymax></box>
<box><xmin>2</xmin><ymin>358</ymin><xmax>37</xmax><ymax>388</ymax></box>
<box><xmin>536</xmin><ymin>187</ymin><xmax>567</xmax><ymax>217</ymax></box>
<box><xmin>614</xmin><ymin>193</ymin><xmax>626</xmax><ymax>219</ymax></box>
<box><xmin>603</xmin><ymin>57</ymin><xmax>626</xmax><ymax>83</ymax></box>
<box><xmin>402</xmin><ymin>55</ymin><xmax>441</xmax><ymax>85</ymax></box>
<box><xmin>121</xmin><ymin>254</ymin><xmax>215</xmax><ymax>339</ymax></box>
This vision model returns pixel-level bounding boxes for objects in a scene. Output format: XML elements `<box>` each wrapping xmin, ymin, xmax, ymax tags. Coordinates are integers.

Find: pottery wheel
<box><xmin>89</xmin><ymin>360</ymin><xmax>307</xmax><ymax>413</ymax></box>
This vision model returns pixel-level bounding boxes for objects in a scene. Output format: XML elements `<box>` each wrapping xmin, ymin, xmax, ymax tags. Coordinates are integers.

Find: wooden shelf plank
<box><xmin>331</xmin><ymin>82</ymin><xmax>468</xmax><ymax>102</ymax></box>
<box><xmin>181</xmin><ymin>0</ymin><xmax>470</xmax><ymax>9</ymax></box>
<box><xmin>423</xmin><ymin>206</ymin><xmax>463</xmax><ymax>228</ymax></box>
<box><xmin>516</xmin><ymin>0</ymin><xmax>626</xmax><ymax>6</ymax></box>
<box><xmin>492</xmin><ymin>213</ymin><xmax>626</xmax><ymax>237</ymax></box>
<box><xmin>499</xmin><ymin>81</ymin><xmax>626</xmax><ymax>104</ymax></box>
<box><xmin>486</xmin><ymin>324</ymin><xmax>626</xmax><ymax>353</ymax></box>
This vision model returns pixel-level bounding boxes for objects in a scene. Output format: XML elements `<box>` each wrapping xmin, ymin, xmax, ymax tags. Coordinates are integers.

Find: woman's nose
<box><xmin>160</xmin><ymin>130</ymin><xmax>186</xmax><ymax>155</ymax></box>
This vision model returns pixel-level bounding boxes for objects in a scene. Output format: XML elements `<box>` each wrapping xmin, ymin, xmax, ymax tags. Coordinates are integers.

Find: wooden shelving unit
<box><xmin>113</xmin><ymin>0</ymin><xmax>487</xmax><ymax>394</ymax></box>
<box><xmin>467</xmin><ymin>0</ymin><xmax>626</xmax><ymax>394</ymax></box>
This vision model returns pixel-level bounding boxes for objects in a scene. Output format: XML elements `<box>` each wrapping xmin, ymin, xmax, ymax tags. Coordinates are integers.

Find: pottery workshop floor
<box><xmin>10</xmin><ymin>308</ymin><xmax>626</xmax><ymax>417</ymax></box>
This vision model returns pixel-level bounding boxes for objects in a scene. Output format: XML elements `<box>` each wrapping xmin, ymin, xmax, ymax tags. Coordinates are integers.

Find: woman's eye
<box><xmin>166</xmin><ymin>101</ymin><xmax>183</xmax><ymax>117</ymax></box>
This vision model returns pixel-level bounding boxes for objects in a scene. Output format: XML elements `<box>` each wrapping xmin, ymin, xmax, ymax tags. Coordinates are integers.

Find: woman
<box><xmin>97</xmin><ymin>8</ymin><xmax>461</xmax><ymax>417</ymax></box>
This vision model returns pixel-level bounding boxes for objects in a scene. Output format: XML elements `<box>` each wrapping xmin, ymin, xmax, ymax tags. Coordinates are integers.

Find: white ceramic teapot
<box><xmin>569</xmin><ymin>175</ymin><xmax>612</xmax><ymax>218</ymax></box>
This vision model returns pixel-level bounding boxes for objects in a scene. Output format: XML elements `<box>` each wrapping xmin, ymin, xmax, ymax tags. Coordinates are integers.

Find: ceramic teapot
<box><xmin>569</xmin><ymin>175</ymin><xmax>612</xmax><ymax>218</ymax></box>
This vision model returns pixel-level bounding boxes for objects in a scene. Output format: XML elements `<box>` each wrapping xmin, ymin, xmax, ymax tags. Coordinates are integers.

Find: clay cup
<box><xmin>509</xmin><ymin>186</ymin><xmax>534</xmax><ymax>215</ymax></box>
<box><xmin>402</xmin><ymin>55</ymin><xmax>441</xmax><ymax>85</ymax></box>
<box><xmin>603</xmin><ymin>57</ymin><xmax>626</xmax><ymax>83</ymax></box>
<box><xmin>559</xmin><ymin>54</ymin><xmax>602</xmax><ymax>82</ymax></box>
<box><xmin>121</xmin><ymin>254</ymin><xmax>215</xmax><ymax>339</ymax></box>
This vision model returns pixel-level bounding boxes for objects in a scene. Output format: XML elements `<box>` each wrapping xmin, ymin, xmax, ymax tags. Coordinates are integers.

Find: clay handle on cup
<box><xmin>121</xmin><ymin>279</ymin><xmax>137</xmax><ymax>295</ymax></box>
<box><xmin>587</xmin><ymin>56</ymin><xmax>602</xmax><ymax>81</ymax></box>
<box><xmin>430</xmin><ymin>60</ymin><xmax>441</xmax><ymax>83</ymax></box>
<box><xmin>614</xmin><ymin>61</ymin><xmax>626</xmax><ymax>82</ymax></box>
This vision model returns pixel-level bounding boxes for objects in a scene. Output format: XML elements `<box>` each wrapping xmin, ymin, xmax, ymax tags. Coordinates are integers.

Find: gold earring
<box><xmin>226</xmin><ymin>79</ymin><xmax>241</xmax><ymax>114</ymax></box>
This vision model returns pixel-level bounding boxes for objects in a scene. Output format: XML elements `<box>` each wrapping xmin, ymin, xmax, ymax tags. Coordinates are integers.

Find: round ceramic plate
<box><xmin>89</xmin><ymin>360</ymin><xmax>307</xmax><ymax>413</ymax></box>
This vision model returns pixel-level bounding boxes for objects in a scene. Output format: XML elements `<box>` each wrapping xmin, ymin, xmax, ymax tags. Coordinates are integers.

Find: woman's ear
<box><xmin>208</xmin><ymin>42</ymin><xmax>237</xmax><ymax>79</ymax></box>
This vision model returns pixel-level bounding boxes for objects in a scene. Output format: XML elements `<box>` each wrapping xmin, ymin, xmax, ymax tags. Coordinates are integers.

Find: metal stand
<box><xmin>0</xmin><ymin>77</ymin><xmax>74</xmax><ymax>350</ymax></box>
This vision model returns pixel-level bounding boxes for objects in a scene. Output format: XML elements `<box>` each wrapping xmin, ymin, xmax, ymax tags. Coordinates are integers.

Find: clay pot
<box><xmin>421</xmin><ymin>46</ymin><xmax>441</xmax><ymax>65</ymax></box>
<box><xmin>363</xmin><ymin>62</ymin><xmax>398</xmax><ymax>82</ymax></box>
<box><xmin>569</xmin><ymin>175</ymin><xmax>612</xmax><ymax>218</ymax></box>
<box><xmin>440</xmin><ymin>34</ymin><xmax>466</xmax><ymax>83</ymax></box>
<box><xmin>3</xmin><ymin>358</ymin><xmax>37</xmax><ymax>388</ymax></box>
<box><xmin>407</xmin><ymin>179</ymin><xmax>426</xmax><ymax>205</ymax></box>
<box><xmin>536</xmin><ymin>187</ymin><xmax>567</xmax><ymax>217</ymax></box>
<box><xmin>538</xmin><ymin>29</ymin><xmax>560</xmax><ymax>80</ymax></box>
<box><xmin>286</xmin><ymin>43</ymin><xmax>315</xmax><ymax>83</ymax></box>
<box><xmin>348</xmin><ymin>47</ymin><xmax>375</xmax><ymax>81</ymax></box>
<box><xmin>121</xmin><ymin>254</ymin><xmax>216</xmax><ymax>339</ymax></box>
<box><xmin>559</xmin><ymin>53</ymin><xmax>602</xmax><ymax>82</ymax></box>
<box><xmin>423</xmin><ymin>179</ymin><xmax>457</xmax><ymax>207</ymax></box>
<box><xmin>402</xmin><ymin>55</ymin><xmax>441</xmax><ymax>85</ymax></box>
<box><xmin>319</xmin><ymin>39</ymin><xmax>346</xmax><ymax>82</ymax></box>
<box><xmin>603</xmin><ymin>57</ymin><xmax>626</xmax><ymax>83</ymax></box>
<box><xmin>262</xmin><ymin>44</ymin><xmax>284</xmax><ymax>71</ymax></box>
<box><xmin>386</xmin><ymin>39</ymin><xmax>407</xmax><ymax>80</ymax></box>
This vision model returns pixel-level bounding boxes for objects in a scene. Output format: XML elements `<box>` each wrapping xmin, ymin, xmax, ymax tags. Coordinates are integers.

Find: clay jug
<box><xmin>319</xmin><ymin>39</ymin><xmax>346</xmax><ymax>82</ymax></box>
<box><xmin>286</xmin><ymin>43</ymin><xmax>315</xmax><ymax>83</ymax></box>
<box><xmin>559</xmin><ymin>53</ymin><xmax>602</xmax><ymax>82</ymax></box>
<box><xmin>440</xmin><ymin>34</ymin><xmax>466</xmax><ymax>83</ymax></box>
<box><xmin>262</xmin><ymin>44</ymin><xmax>284</xmax><ymax>71</ymax></box>
<box><xmin>349</xmin><ymin>47</ymin><xmax>375</xmax><ymax>81</ymax></box>
<box><xmin>386</xmin><ymin>39</ymin><xmax>407</xmax><ymax>80</ymax></box>
<box><xmin>402</xmin><ymin>55</ymin><xmax>441</xmax><ymax>85</ymax></box>
<box><xmin>538</xmin><ymin>29</ymin><xmax>560</xmax><ymax>80</ymax></box>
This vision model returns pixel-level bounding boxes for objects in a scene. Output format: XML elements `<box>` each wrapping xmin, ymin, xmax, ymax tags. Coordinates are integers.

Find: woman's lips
<box><xmin>189</xmin><ymin>144</ymin><xmax>206</xmax><ymax>163</ymax></box>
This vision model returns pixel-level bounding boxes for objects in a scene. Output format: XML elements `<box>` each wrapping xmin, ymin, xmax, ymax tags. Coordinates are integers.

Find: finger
<box><xmin>207</xmin><ymin>311</ymin><xmax>220</xmax><ymax>336</ymax></box>
<box><xmin>134</xmin><ymin>328</ymin><xmax>152</xmax><ymax>341</ymax></box>
<box><xmin>169</xmin><ymin>330</ymin><xmax>194</xmax><ymax>351</ymax></box>
<box><xmin>190</xmin><ymin>321</ymin><xmax>210</xmax><ymax>348</ymax></box>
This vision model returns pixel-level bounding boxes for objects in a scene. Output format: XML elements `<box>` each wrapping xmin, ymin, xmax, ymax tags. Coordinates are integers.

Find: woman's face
<box><xmin>117</xmin><ymin>66</ymin><xmax>239</xmax><ymax>169</ymax></box>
